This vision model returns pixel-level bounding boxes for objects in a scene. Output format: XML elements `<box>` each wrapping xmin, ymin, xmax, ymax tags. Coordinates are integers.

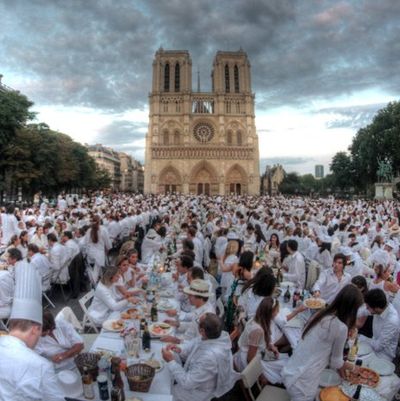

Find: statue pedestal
<box><xmin>375</xmin><ymin>182</ymin><xmax>393</xmax><ymax>199</ymax></box>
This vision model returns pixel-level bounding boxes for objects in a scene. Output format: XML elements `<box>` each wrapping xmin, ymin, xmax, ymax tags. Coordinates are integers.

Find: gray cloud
<box><xmin>1</xmin><ymin>0</ymin><xmax>400</xmax><ymax>113</ymax></box>
<box><xmin>319</xmin><ymin>103</ymin><xmax>386</xmax><ymax>130</ymax></box>
<box><xmin>96</xmin><ymin>120</ymin><xmax>147</xmax><ymax>145</ymax></box>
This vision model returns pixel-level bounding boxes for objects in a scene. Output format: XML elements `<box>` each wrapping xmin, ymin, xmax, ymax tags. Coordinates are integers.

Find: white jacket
<box><xmin>88</xmin><ymin>281</ymin><xmax>128</xmax><ymax>325</ymax></box>
<box><xmin>168</xmin><ymin>331</ymin><xmax>240</xmax><ymax>401</ymax></box>
<box><xmin>0</xmin><ymin>335</ymin><xmax>65</xmax><ymax>401</ymax></box>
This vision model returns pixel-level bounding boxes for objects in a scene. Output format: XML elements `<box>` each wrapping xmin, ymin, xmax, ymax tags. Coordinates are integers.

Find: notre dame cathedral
<box><xmin>144</xmin><ymin>48</ymin><xmax>260</xmax><ymax>195</ymax></box>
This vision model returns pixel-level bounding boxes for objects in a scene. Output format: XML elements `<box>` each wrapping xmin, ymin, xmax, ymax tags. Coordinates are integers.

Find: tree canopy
<box><xmin>0</xmin><ymin>87</ymin><xmax>109</xmax><ymax>200</ymax></box>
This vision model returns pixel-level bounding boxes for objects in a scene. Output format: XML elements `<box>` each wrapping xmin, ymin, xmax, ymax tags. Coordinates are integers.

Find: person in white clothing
<box><xmin>28</xmin><ymin>244</ymin><xmax>52</xmax><ymax>290</ymax></box>
<box><xmin>282</xmin><ymin>285</ymin><xmax>363</xmax><ymax>401</ymax></box>
<box><xmin>35</xmin><ymin>310</ymin><xmax>84</xmax><ymax>372</ymax></box>
<box><xmin>283</xmin><ymin>239</ymin><xmax>306</xmax><ymax>290</ymax></box>
<box><xmin>88</xmin><ymin>266</ymin><xmax>138</xmax><ymax>326</ymax></box>
<box><xmin>219</xmin><ymin>240</ymin><xmax>239</xmax><ymax>302</ymax></box>
<box><xmin>0</xmin><ymin>268</ymin><xmax>14</xmax><ymax>320</ymax></box>
<box><xmin>162</xmin><ymin>279</ymin><xmax>215</xmax><ymax>344</ymax></box>
<box><xmin>141</xmin><ymin>227</ymin><xmax>163</xmax><ymax>264</ymax></box>
<box><xmin>47</xmin><ymin>233</ymin><xmax>70</xmax><ymax>283</ymax></box>
<box><xmin>0</xmin><ymin>261</ymin><xmax>65</xmax><ymax>401</ymax></box>
<box><xmin>84</xmin><ymin>215</ymin><xmax>112</xmax><ymax>282</ymax></box>
<box><xmin>363</xmin><ymin>288</ymin><xmax>400</xmax><ymax>361</ymax></box>
<box><xmin>0</xmin><ymin>204</ymin><xmax>19</xmax><ymax>246</ymax></box>
<box><xmin>162</xmin><ymin>313</ymin><xmax>239</xmax><ymax>401</ymax></box>
<box><xmin>312</xmin><ymin>253</ymin><xmax>352</xmax><ymax>303</ymax></box>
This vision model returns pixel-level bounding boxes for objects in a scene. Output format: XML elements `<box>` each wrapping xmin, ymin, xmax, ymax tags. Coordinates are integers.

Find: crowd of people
<box><xmin>1</xmin><ymin>192</ymin><xmax>400</xmax><ymax>400</ymax></box>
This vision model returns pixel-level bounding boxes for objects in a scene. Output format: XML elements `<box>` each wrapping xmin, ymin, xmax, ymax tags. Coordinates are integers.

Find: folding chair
<box><xmin>0</xmin><ymin>319</ymin><xmax>8</xmax><ymax>332</ymax></box>
<box><xmin>42</xmin><ymin>271</ymin><xmax>56</xmax><ymax>308</ymax></box>
<box><xmin>216</xmin><ymin>297</ymin><xmax>225</xmax><ymax>318</ymax></box>
<box><xmin>78</xmin><ymin>290</ymin><xmax>99</xmax><ymax>333</ymax></box>
<box><xmin>241</xmin><ymin>355</ymin><xmax>290</xmax><ymax>401</ymax></box>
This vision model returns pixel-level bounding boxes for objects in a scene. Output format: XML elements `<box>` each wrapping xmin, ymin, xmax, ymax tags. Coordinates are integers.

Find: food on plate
<box><xmin>345</xmin><ymin>366</ymin><xmax>379</xmax><ymax>388</ymax></box>
<box><xmin>111</xmin><ymin>320</ymin><xmax>124</xmax><ymax>330</ymax></box>
<box><xmin>304</xmin><ymin>298</ymin><xmax>326</xmax><ymax>309</ymax></box>
<box><xmin>150</xmin><ymin>323</ymin><xmax>171</xmax><ymax>336</ymax></box>
<box><xmin>145</xmin><ymin>359</ymin><xmax>162</xmax><ymax>370</ymax></box>
<box><xmin>120</xmin><ymin>312</ymin><xmax>131</xmax><ymax>320</ymax></box>
<box><xmin>319</xmin><ymin>386</ymin><xmax>350</xmax><ymax>401</ymax></box>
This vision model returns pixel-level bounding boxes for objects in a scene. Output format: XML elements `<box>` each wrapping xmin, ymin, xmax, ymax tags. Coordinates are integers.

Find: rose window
<box><xmin>193</xmin><ymin>123</ymin><xmax>214</xmax><ymax>143</ymax></box>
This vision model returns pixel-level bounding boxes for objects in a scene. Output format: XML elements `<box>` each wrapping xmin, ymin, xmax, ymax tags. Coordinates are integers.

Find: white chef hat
<box><xmin>10</xmin><ymin>261</ymin><xmax>43</xmax><ymax>325</ymax></box>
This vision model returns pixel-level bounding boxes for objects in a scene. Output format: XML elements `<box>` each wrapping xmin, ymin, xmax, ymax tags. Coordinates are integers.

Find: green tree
<box><xmin>0</xmin><ymin>89</ymin><xmax>35</xmax><ymax>147</ymax></box>
<box><xmin>350</xmin><ymin>101</ymin><xmax>400</xmax><ymax>190</ymax></box>
<box><xmin>279</xmin><ymin>172</ymin><xmax>301</xmax><ymax>194</ymax></box>
<box><xmin>330</xmin><ymin>151</ymin><xmax>353</xmax><ymax>190</ymax></box>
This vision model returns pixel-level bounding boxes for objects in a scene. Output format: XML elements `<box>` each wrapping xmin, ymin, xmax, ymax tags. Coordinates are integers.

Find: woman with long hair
<box><xmin>18</xmin><ymin>230</ymin><xmax>29</xmax><ymax>259</ymax></box>
<box><xmin>282</xmin><ymin>285</ymin><xmax>363</xmax><ymax>401</ymax></box>
<box><xmin>88</xmin><ymin>266</ymin><xmax>137</xmax><ymax>325</ymax></box>
<box><xmin>83</xmin><ymin>215</ymin><xmax>112</xmax><ymax>283</ymax></box>
<box><xmin>265</xmin><ymin>233</ymin><xmax>281</xmax><ymax>267</ymax></box>
<box><xmin>219</xmin><ymin>240</ymin><xmax>239</xmax><ymax>302</ymax></box>
<box><xmin>238</xmin><ymin>267</ymin><xmax>277</xmax><ymax>319</ymax></box>
<box><xmin>30</xmin><ymin>225</ymin><xmax>48</xmax><ymax>252</ymax></box>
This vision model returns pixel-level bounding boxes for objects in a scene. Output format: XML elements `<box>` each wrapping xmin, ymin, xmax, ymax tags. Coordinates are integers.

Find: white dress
<box><xmin>282</xmin><ymin>315</ymin><xmax>347</xmax><ymax>401</ymax></box>
<box><xmin>235</xmin><ymin>318</ymin><xmax>289</xmax><ymax>384</ymax></box>
<box><xmin>0</xmin><ymin>335</ymin><xmax>65</xmax><ymax>401</ymax></box>
<box><xmin>35</xmin><ymin>317</ymin><xmax>84</xmax><ymax>372</ymax></box>
<box><xmin>238</xmin><ymin>288</ymin><xmax>264</xmax><ymax>319</ymax></box>
<box><xmin>220</xmin><ymin>254</ymin><xmax>239</xmax><ymax>301</ymax></box>
<box><xmin>84</xmin><ymin>226</ymin><xmax>112</xmax><ymax>275</ymax></box>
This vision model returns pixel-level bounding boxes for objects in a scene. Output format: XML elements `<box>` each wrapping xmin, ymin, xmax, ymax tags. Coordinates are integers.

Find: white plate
<box><xmin>148</xmin><ymin>323</ymin><xmax>173</xmax><ymax>337</ymax></box>
<box><xmin>358</xmin><ymin>342</ymin><xmax>373</xmax><ymax>356</ymax></box>
<box><xmin>319</xmin><ymin>369</ymin><xmax>342</xmax><ymax>387</ymax></box>
<box><xmin>340</xmin><ymin>383</ymin><xmax>384</xmax><ymax>401</ymax></box>
<box><xmin>157</xmin><ymin>300</ymin><xmax>174</xmax><ymax>311</ymax></box>
<box><xmin>367</xmin><ymin>357</ymin><xmax>395</xmax><ymax>376</ymax></box>
<box><xmin>102</xmin><ymin>319</ymin><xmax>124</xmax><ymax>332</ymax></box>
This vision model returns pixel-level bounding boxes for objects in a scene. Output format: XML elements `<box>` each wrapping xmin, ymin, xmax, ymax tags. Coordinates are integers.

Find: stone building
<box><xmin>261</xmin><ymin>164</ymin><xmax>285</xmax><ymax>195</ymax></box>
<box><xmin>144</xmin><ymin>48</ymin><xmax>260</xmax><ymax>195</ymax></box>
<box><xmin>88</xmin><ymin>144</ymin><xmax>122</xmax><ymax>191</ymax></box>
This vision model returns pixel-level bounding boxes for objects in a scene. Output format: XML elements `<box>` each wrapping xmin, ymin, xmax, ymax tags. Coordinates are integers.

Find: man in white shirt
<box><xmin>0</xmin><ymin>262</ymin><xmax>14</xmax><ymax>320</ymax></box>
<box><xmin>47</xmin><ymin>234</ymin><xmax>70</xmax><ymax>283</ymax></box>
<box><xmin>313</xmin><ymin>253</ymin><xmax>352</xmax><ymax>303</ymax></box>
<box><xmin>0</xmin><ymin>262</ymin><xmax>65</xmax><ymax>401</ymax></box>
<box><xmin>0</xmin><ymin>204</ymin><xmax>19</xmax><ymax>246</ymax></box>
<box><xmin>364</xmin><ymin>288</ymin><xmax>400</xmax><ymax>361</ymax></box>
<box><xmin>162</xmin><ymin>313</ymin><xmax>239</xmax><ymax>401</ymax></box>
<box><xmin>28</xmin><ymin>243</ymin><xmax>52</xmax><ymax>290</ymax></box>
<box><xmin>283</xmin><ymin>239</ymin><xmax>306</xmax><ymax>290</ymax></box>
<box><xmin>162</xmin><ymin>279</ymin><xmax>215</xmax><ymax>344</ymax></box>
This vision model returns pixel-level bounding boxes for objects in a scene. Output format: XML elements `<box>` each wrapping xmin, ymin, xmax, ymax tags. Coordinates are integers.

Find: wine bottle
<box><xmin>82</xmin><ymin>367</ymin><xmax>95</xmax><ymax>400</ymax></box>
<box><xmin>283</xmin><ymin>286</ymin><xmax>291</xmax><ymax>303</ymax></box>
<box><xmin>142</xmin><ymin>323</ymin><xmax>151</xmax><ymax>351</ymax></box>
<box><xmin>151</xmin><ymin>300</ymin><xmax>158</xmax><ymax>322</ymax></box>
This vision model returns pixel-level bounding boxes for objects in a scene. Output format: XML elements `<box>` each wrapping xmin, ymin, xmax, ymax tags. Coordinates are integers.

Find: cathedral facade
<box><xmin>144</xmin><ymin>49</ymin><xmax>260</xmax><ymax>195</ymax></box>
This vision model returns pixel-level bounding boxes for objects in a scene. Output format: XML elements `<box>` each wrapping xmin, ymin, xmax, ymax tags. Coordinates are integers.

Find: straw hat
<box><xmin>57</xmin><ymin>370</ymin><xmax>83</xmax><ymax>398</ymax></box>
<box><xmin>390</xmin><ymin>225</ymin><xmax>400</xmax><ymax>235</ymax></box>
<box><xmin>183</xmin><ymin>279</ymin><xmax>213</xmax><ymax>297</ymax></box>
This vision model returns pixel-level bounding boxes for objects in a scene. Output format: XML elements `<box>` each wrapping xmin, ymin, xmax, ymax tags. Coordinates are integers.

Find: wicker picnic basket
<box><xmin>74</xmin><ymin>352</ymin><xmax>101</xmax><ymax>380</ymax></box>
<box><xmin>126</xmin><ymin>363</ymin><xmax>155</xmax><ymax>392</ymax></box>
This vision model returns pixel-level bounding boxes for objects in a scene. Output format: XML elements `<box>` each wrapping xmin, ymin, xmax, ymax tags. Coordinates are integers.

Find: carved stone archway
<box><xmin>225</xmin><ymin>164</ymin><xmax>248</xmax><ymax>195</ymax></box>
<box><xmin>158</xmin><ymin>166</ymin><xmax>182</xmax><ymax>194</ymax></box>
<box><xmin>189</xmin><ymin>161</ymin><xmax>219</xmax><ymax>195</ymax></box>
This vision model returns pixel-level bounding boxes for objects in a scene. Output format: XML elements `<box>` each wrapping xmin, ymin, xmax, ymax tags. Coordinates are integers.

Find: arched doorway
<box><xmin>158</xmin><ymin>166</ymin><xmax>182</xmax><ymax>194</ymax></box>
<box><xmin>189</xmin><ymin>161</ymin><xmax>218</xmax><ymax>195</ymax></box>
<box><xmin>225</xmin><ymin>165</ymin><xmax>247</xmax><ymax>195</ymax></box>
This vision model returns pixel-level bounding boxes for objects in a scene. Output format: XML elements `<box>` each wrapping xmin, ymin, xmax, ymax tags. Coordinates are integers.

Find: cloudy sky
<box><xmin>1</xmin><ymin>0</ymin><xmax>399</xmax><ymax>175</ymax></box>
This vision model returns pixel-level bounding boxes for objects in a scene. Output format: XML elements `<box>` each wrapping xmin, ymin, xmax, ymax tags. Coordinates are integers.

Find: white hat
<box><xmin>339</xmin><ymin>247</ymin><xmax>353</xmax><ymax>257</ymax></box>
<box><xmin>183</xmin><ymin>279</ymin><xmax>213</xmax><ymax>298</ymax></box>
<box><xmin>385</xmin><ymin>240</ymin><xmax>395</xmax><ymax>250</ymax></box>
<box><xmin>57</xmin><ymin>370</ymin><xmax>83</xmax><ymax>398</ymax></box>
<box><xmin>10</xmin><ymin>261</ymin><xmax>43</xmax><ymax>324</ymax></box>
<box><xmin>146</xmin><ymin>228</ymin><xmax>158</xmax><ymax>239</ymax></box>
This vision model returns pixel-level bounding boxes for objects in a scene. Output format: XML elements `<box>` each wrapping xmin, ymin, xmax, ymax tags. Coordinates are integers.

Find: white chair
<box><xmin>56</xmin><ymin>306</ymin><xmax>83</xmax><ymax>332</ymax></box>
<box><xmin>56</xmin><ymin>306</ymin><xmax>97</xmax><ymax>351</ymax></box>
<box><xmin>216</xmin><ymin>296</ymin><xmax>225</xmax><ymax>318</ymax></box>
<box><xmin>241</xmin><ymin>355</ymin><xmax>290</xmax><ymax>401</ymax></box>
<box><xmin>42</xmin><ymin>271</ymin><xmax>56</xmax><ymax>308</ymax></box>
<box><xmin>78</xmin><ymin>290</ymin><xmax>99</xmax><ymax>334</ymax></box>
